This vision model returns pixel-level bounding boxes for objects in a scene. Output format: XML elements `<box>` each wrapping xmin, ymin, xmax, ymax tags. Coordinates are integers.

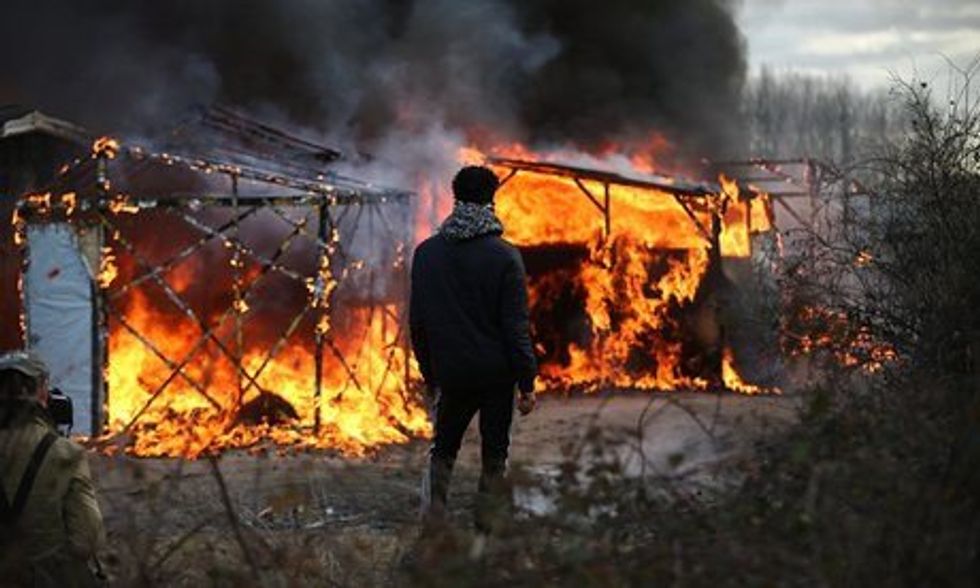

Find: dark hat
<box><xmin>452</xmin><ymin>166</ymin><xmax>500</xmax><ymax>204</ymax></box>
<box><xmin>0</xmin><ymin>351</ymin><xmax>48</xmax><ymax>400</ymax></box>
<box><xmin>0</xmin><ymin>351</ymin><xmax>48</xmax><ymax>382</ymax></box>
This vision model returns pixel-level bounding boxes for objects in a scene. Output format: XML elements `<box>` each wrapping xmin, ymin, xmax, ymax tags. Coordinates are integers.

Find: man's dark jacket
<box><xmin>410</xmin><ymin>232</ymin><xmax>537</xmax><ymax>394</ymax></box>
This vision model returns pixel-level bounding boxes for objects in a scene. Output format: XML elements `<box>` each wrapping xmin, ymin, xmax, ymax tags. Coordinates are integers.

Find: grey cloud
<box><xmin>739</xmin><ymin>0</ymin><xmax>980</xmax><ymax>87</ymax></box>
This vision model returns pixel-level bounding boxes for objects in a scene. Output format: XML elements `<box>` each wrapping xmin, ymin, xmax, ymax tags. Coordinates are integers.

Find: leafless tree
<box><xmin>743</xmin><ymin>68</ymin><xmax>909</xmax><ymax>164</ymax></box>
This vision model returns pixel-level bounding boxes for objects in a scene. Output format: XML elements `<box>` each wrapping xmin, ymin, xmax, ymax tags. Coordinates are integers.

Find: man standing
<box><xmin>0</xmin><ymin>351</ymin><xmax>106</xmax><ymax>587</ymax></box>
<box><xmin>410</xmin><ymin>165</ymin><xmax>537</xmax><ymax>532</ymax></box>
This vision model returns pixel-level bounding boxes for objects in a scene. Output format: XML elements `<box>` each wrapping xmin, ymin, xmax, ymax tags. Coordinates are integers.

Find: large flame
<box><xmin>464</xmin><ymin>144</ymin><xmax>776</xmax><ymax>393</ymax></box>
<box><xmin>99</xmin><ymin>219</ymin><xmax>430</xmax><ymax>458</ymax></box>
<box><xmin>105</xmin><ymin>287</ymin><xmax>430</xmax><ymax>458</ymax></box>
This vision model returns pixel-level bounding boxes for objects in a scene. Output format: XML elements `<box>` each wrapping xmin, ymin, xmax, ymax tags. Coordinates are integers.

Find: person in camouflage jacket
<box><xmin>0</xmin><ymin>351</ymin><xmax>105</xmax><ymax>587</ymax></box>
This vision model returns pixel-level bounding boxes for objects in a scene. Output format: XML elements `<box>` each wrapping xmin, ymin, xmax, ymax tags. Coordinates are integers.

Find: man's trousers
<box><xmin>420</xmin><ymin>383</ymin><xmax>515</xmax><ymax>530</ymax></box>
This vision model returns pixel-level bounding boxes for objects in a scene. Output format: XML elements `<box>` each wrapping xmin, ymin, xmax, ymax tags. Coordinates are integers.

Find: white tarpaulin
<box><xmin>25</xmin><ymin>223</ymin><xmax>96</xmax><ymax>434</ymax></box>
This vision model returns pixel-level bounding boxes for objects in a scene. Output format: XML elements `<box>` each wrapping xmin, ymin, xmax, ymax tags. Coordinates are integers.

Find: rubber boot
<box><xmin>474</xmin><ymin>459</ymin><xmax>512</xmax><ymax>534</ymax></box>
<box><xmin>420</xmin><ymin>454</ymin><xmax>454</xmax><ymax>533</ymax></box>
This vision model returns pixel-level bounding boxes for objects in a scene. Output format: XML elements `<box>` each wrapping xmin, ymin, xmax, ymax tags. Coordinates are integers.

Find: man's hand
<box><xmin>516</xmin><ymin>390</ymin><xmax>536</xmax><ymax>416</ymax></box>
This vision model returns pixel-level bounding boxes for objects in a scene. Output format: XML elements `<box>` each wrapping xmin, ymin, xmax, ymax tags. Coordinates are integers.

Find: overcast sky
<box><xmin>736</xmin><ymin>0</ymin><xmax>980</xmax><ymax>89</ymax></box>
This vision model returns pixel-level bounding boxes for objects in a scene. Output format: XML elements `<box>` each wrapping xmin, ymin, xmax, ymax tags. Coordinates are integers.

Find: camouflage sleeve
<box><xmin>63</xmin><ymin>453</ymin><xmax>106</xmax><ymax>559</ymax></box>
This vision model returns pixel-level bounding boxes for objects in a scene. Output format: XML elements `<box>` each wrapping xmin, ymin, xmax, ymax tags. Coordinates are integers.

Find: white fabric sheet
<box><xmin>25</xmin><ymin>223</ymin><xmax>96</xmax><ymax>434</ymax></box>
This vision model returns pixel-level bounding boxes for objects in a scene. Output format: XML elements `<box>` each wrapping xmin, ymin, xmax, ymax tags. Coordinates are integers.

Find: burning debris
<box><xmin>235</xmin><ymin>391</ymin><xmax>300</xmax><ymax>427</ymax></box>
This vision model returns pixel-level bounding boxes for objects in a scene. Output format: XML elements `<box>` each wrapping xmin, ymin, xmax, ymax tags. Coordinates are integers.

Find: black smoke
<box><xmin>0</xmin><ymin>0</ymin><xmax>746</xmax><ymax>159</ymax></box>
<box><xmin>511</xmin><ymin>1</ymin><xmax>747</xmax><ymax>156</ymax></box>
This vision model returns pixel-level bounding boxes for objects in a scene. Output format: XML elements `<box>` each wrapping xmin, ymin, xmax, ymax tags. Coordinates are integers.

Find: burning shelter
<box><xmin>4</xmin><ymin>108</ymin><xmax>428</xmax><ymax>457</ymax></box>
<box><xmin>483</xmin><ymin>154</ymin><xmax>778</xmax><ymax>394</ymax></box>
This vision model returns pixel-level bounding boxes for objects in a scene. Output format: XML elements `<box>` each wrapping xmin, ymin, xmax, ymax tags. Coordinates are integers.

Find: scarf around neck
<box><xmin>438</xmin><ymin>201</ymin><xmax>504</xmax><ymax>242</ymax></box>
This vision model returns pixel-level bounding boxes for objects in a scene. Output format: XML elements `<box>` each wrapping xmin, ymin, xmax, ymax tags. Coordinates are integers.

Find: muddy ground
<box><xmin>90</xmin><ymin>392</ymin><xmax>798</xmax><ymax>585</ymax></box>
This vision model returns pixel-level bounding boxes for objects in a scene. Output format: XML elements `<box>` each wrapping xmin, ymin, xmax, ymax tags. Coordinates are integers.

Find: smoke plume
<box><xmin>0</xmin><ymin>0</ymin><xmax>746</xmax><ymax>161</ymax></box>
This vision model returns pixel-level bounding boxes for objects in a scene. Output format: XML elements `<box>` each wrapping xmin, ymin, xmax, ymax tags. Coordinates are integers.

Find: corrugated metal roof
<box><xmin>1</xmin><ymin>109</ymin><xmax>91</xmax><ymax>144</ymax></box>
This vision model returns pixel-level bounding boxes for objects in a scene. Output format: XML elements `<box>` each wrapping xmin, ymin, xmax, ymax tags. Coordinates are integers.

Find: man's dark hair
<box><xmin>452</xmin><ymin>166</ymin><xmax>500</xmax><ymax>204</ymax></box>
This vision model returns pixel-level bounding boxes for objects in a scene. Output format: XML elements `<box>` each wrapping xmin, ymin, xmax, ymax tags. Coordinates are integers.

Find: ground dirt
<box><xmin>90</xmin><ymin>391</ymin><xmax>798</xmax><ymax>585</ymax></box>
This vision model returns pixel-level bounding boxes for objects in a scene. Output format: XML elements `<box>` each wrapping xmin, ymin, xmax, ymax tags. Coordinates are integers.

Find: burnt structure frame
<box><xmin>712</xmin><ymin>156</ymin><xmax>880</xmax><ymax>351</ymax></box>
<box><xmin>15</xmin><ymin>141</ymin><xmax>414</xmax><ymax>439</ymax></box>
<box><xmin>485</xmin><ymin>156</ymin><xmax>781</xmax><ymax>392</ymax></box>
<box><xmin>487</xmin><ymin>156</ymin><xmax>771</xmax><ymax>262</ymax></box>
<box><xmin>711</xmin><ymin>158</ymin><xmax>874</xmax><ymax>231</ymax></box>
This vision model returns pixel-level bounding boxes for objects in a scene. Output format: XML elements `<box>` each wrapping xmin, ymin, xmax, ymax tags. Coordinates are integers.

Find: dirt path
<box><xmin>89</xmin><ymin>392</ymin><xmax>798</xmax><ymax>583</ymax></box>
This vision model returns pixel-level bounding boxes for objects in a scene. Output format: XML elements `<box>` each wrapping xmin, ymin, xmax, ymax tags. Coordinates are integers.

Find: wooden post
<box><xmin>314</xmin><ymin>201</ymin><xmax>329</xmax><ymax>432</ymax></box>
<box><xmin>603</xmin><ymin>182</ymin><xmax>612</xmax><ymax>239</ymax></box>
<box><xmin>231</xmin><ymin>173</ymin><xmax>244</xmax><ymax>408</ymax></box>
<box><xmin>94</xmin><ymin>150</ymin><xmax>111</xmax><ymax>436</ymax></box>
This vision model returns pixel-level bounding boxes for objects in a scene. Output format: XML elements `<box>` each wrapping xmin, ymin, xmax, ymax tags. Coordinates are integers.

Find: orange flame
<box><xmin>105</xmin><ymin>289</ymin><xmax>430</xmax><ymax>458</ymax></box>
<box><xmin>450</xmin><ymin>144</ymin><xmax>776</xmax><ymax>393</ymax></box>
<box><xmin>92</xmin><ymin>136</ymin><xmax>120</xmax><ymax>159</ymax></box>
<box><xmin>721</xmin><ymin>347</ymin><xmax>768</xmax><ymax>395</ymax></box>
<box><xmin>61</xmin><ymin>192</ymin><xmax>77</xmax><ymax>216</ymax></box>
<box><xmin>97</xmin><ymin>247</ymin><xmax>118</xmax><ymax>289</ymax></box>
<box><xmin>11</xmin><ymin>206</ymin><xmax>26</xmax><ymax>246</ymax></box>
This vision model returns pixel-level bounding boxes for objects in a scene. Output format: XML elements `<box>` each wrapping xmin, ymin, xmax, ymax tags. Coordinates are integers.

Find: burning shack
<box><xmin>3</xmin><ymin>108</ymin><xmax>428</xmax><ymax>457</ymax></box>
<box><xmin>484</xmin><ymin>154</ymin><xmax>778</xmax><ymax>394</ymax></box>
